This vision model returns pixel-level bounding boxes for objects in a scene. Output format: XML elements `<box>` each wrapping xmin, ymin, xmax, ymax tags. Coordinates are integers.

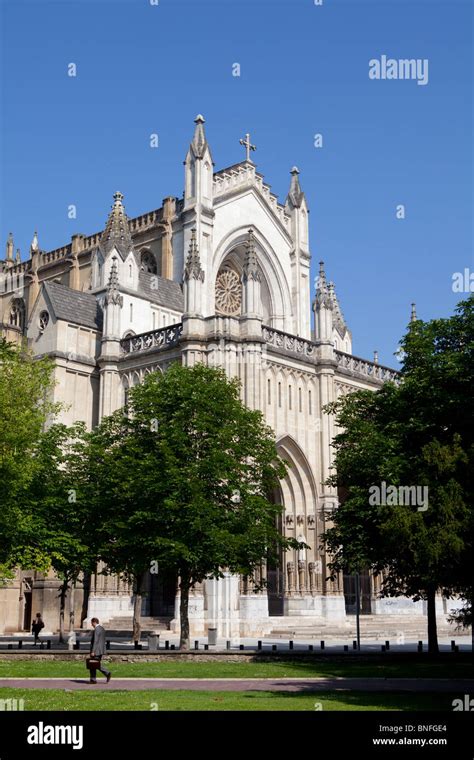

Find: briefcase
<box><xmin>86</xmin><ymin>656</ymin><xmax>100</xmax><ymax>670</ymax></box>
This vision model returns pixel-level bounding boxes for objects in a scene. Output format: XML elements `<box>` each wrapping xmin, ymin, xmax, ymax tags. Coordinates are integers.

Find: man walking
<box><xmin>31</xmin><ymin>613</ymin><xmax>45</xmax><ymax>646</ymax></box>
<box><xmin>89</xmin><ymin>617</ymin><xmax>111</xmax><ymax>684</ymax></box>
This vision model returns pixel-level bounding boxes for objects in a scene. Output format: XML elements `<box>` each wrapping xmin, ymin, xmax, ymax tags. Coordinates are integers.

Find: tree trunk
<box><xmin>69</xmin><ymin>583</ymin><xmax>75</xmax><ymax>632</ymax></box>
<box><xmin>132</xmin><ymin>573</ymin><xmax>144</xmax><ymax>645</ymax></box>
<box><xmin>80</xmin><ymin>572</ymin><xmax>91</xmax><ymax>628</ymax></box>
<box><xmin>58</xmin><ymin>582</ymin><xmax>68</xmax><ymax>644</ymax></box>
<box><xmin>179</xmin><ymin>573</ymin><xmax>191</xmax><ymax>650</ymax></box>
<box><xmin>427</xmin><ymin>587</ymin><xmax>439</xmax><ymax>654</ymax></box>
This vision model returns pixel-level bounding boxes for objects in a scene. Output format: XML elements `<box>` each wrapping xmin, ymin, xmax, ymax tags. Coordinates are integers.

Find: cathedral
<box><xmin>0</xmin><ymin>116</ymin><xmax>403</xmax><ymax>637</ymax></box>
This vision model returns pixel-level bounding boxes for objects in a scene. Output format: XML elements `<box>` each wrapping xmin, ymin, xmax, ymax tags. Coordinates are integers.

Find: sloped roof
<box><xmin>44</xmin><ymin>281</ymin><xmax>103</xmax><ymax>330</ymax></box>
<box><xmin>138</xmin><ymin>271</ymin><xmax>183</xmax><ymax>312</ymax></box>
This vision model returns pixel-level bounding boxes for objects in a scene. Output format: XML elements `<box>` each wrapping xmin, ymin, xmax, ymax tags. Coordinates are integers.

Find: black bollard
<box><xmin>18</xmin><ymin>641</ymin><xmax>22</xmax><ymax>649</ymax></box>
<box><xmin>194</xmin><ymin>640</ymin><xmax>199</xmax><ymax>650</ymax></box>
<box><xmin>165</xmin><ymin>640</ymin><xmax>170</xmax><ymax>650</ymax></box>
<box><xmin>352</xmin><ymin>641</ymin><xmax>357</xmax><ymax>650</ymax></box>
<box><xmin>226</xmin><ymin>641</ymin><xmax>231</xmax><ymax>650</ymax></box>
<box><xmin>239</xmin><ymin>644</ymin><xmax>244</xmax><ymax>651</ymax></box>
<box><xmin>320</xmin><ymin>640</ymin><xmax>325</xmax><ymax>650</ymax></box>
<box><xmin>308</xmin><ymin>644</ymin><xmax>314</xmax><ymax>652</ymax></box>
<box><xmin>417</xmin><ymin>641</ymin><xmax>423</xmax><ymax>653</ymax></box>
<box><xmin>47</xmin><ymin>640</ymin><xmax>51</xmax><ymax>650</ymax></box>
<box><xmin>257</xmin><ymin>640</ymin><xmax>262</xmax><ymax>651</ymax></box>
<box><xmin>385</xmin><ymin>640</ymin><xmax>390</xmax><ymax>651</ymax></box>
<box><xmin>106</xmin><ymin>640</ymin><xmax>111</xmax><ymax>651</ymax></box>
<box><xmin>170</xmin><ymin>644</ymin><xmax>175</xmax><ymax>650</ymax></box>
<box><xmin>451</xmin><ymin>640</ymin><xmax>456</xmax><ymax>651</ymax></box>
<box><xmin>289</xmin><ymin>640</ymin><xmax>294</xmax><ymax>650</ymax></box>
<box><xmin>272</xmin><ymin>644</ymin><xmax>277</xmax><ymax>652</ymax></box>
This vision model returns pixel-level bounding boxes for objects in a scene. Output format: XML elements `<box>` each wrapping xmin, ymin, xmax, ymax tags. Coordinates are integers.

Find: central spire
<box><xmin>100</xmin><ymin>191</ymin><xmax>133</xmax><ymax>259</ymax></box>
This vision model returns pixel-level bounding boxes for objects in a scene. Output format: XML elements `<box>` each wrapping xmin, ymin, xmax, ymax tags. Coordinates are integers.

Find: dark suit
<box><xmin>89</xmin><ymin>625</ymin><xmax>110</xmax><ymax>682</ymax></box>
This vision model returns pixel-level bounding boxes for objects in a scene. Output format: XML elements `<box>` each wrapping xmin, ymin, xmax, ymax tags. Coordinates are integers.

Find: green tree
<box><xmin>0</xmin><ymin>338</ymin><xmax>60</xmax><ymax>578</ymax></box>
<box><xmin>323</xmin><ymin>296</ymin><xmax>473</xmax><ymax>653</ymax></box>
<box><xmin>92</xmin><ymin>363</ymin><xmax>299</xmax><ymax>649</ymax></box>
<box><xmin>21</xmin><ymin>423</ymin><xmax>100</xmax><ymax>642</ymax></box>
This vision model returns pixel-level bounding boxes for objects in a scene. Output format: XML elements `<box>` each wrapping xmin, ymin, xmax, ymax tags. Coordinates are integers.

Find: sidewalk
<box><xmin>0</xmin><ymin>677</ymin><xmax>472</xmax><ymax>692</ymax></box>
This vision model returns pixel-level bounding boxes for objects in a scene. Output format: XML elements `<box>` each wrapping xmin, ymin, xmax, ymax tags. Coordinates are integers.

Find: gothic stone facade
<box><xmin>0</xmin><ymin>117</ymin><xmax>401</xmax><ymax>636</ymax></box>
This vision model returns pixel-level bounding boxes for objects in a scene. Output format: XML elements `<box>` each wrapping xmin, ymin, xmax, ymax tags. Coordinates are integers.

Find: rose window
<box><xmin>215</xmin><ymin>268</ymin><xmax>241</xmax><ymax>316</ymax></box>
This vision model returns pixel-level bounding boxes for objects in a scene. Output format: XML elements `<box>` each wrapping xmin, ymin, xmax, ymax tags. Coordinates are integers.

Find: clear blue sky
<box><xmin>0</xmin><ymin>0</ymin><xmax>472</xmax><ymax>366</ymax></box>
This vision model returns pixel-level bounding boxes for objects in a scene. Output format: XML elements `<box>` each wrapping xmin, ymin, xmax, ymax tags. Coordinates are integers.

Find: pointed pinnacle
<box><xmin>184</xmin><ymin>228</ymin><xmax>204</xmax><ymax>280</ymax></box>
<box><xmin>100</xmin><ymin>192</ymin><xmax>133</xmax><ymax>257</ymax></box>
<box><xmin>6</xmin><ymin>232</ymin><xmax>14</xmax><ymax>260</ymax></box>
<box><xmin>243</xmin><ymin>228</ymin><xmax>260</xmax><ymax>281</ymax></box>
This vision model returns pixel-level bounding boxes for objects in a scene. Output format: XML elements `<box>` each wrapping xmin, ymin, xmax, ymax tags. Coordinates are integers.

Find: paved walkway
<box><xmin>0</xmin><ymin>677</ymin><xmax>472</xmax><ymax>692</ymax></box>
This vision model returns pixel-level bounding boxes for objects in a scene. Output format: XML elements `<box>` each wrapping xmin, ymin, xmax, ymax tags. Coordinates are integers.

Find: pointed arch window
<box><xmin>39</xmin><ymin>311</ymin><xmax>50</xmax><ymax>332</ymax></box>
<box><xmin>140</xmin><ymin>250</ymin><xmax>157</xmax><ymax>275</ymax></box>
<box><xmin>9</xmin><ymin>298</ymin><xmax>25</xmax><ymax>331</ymax></box>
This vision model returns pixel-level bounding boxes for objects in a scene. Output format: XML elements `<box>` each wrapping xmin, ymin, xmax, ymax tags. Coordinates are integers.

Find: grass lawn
<box><xmin>0</xmin><ymin>658</ymin><xmax>471</xmax><ymax>680</ymax></box>
<box><xmin>0</xmin><ymin>687</ymin><xmax>456</xmax><ymax>711</ymax></box>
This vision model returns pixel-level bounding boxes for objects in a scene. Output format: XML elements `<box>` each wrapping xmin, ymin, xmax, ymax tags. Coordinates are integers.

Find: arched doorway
<box><xmin>267</xmin><ymin>488</ymin><xmax>285</xmax><ymax>616</ymax></box>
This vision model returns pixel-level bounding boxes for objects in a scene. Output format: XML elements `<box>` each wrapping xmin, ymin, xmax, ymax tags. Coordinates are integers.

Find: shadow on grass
<box><xmin>236</xmin><ymin>690</ymin><xmax>453</xmax><ymax>711</ymax></box>
<box><xmin>246</xmin><ymin>655</ymin><xmax>474</xmax><ymax>679</ymax></box>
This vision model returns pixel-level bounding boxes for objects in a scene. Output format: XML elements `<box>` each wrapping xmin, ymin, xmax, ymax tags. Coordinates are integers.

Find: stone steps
<box><xmin>270</xmin><ymin>614</ymin><xmax>463</xmax><ymax>638</ymax></box>
<box><xmin>103</xmin><ymin>616</ymin><xmax>171</xmax><ymax>633</ymax></box>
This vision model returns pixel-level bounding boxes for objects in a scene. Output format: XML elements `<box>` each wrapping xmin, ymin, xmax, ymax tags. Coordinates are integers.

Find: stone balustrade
<box><xmin>335</xmin><ymin>350</ymin><xmax>399</xmax><ymax>383</ymax></box>
<box><xmin>262</xmin><ymin>326</ymin><xmax>398</xmax><ymax>383</ymax></box>
<box><xmin>120</xmin><ymin>323</ymin><xmax>183</xmax><ymax>354</ymax></box>
<box><xmin>262</xmin><ymin>325</ymin><xmax>315</xmax><ymax>356</ymax></box>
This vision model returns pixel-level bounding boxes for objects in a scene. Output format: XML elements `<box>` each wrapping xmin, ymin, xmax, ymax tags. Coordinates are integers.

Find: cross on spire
<box><xmin>239</xmin><ymin>132</ymin><xmax>256</xmax><ymax>162</ymax></box>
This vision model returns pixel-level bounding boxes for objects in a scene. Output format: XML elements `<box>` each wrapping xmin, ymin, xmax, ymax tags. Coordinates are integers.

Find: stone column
<box><xmin>286</xmin><ymin>561</ymin><xmax>295</xmax><ymax>595</ymax></box>
<box><xmin>308</xmin><ymin>562</ymin><xmax>316</xmax><ymax>596</ymax></box>
<box><xmin>160</xmin><ymin>197</ymin><xmax>175</xmax><ymax>280</ymax></box>
<box><xmin>297</xmin><ymin>560</ymin><xmax>306</xmax><ymax>594</ymax></box>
